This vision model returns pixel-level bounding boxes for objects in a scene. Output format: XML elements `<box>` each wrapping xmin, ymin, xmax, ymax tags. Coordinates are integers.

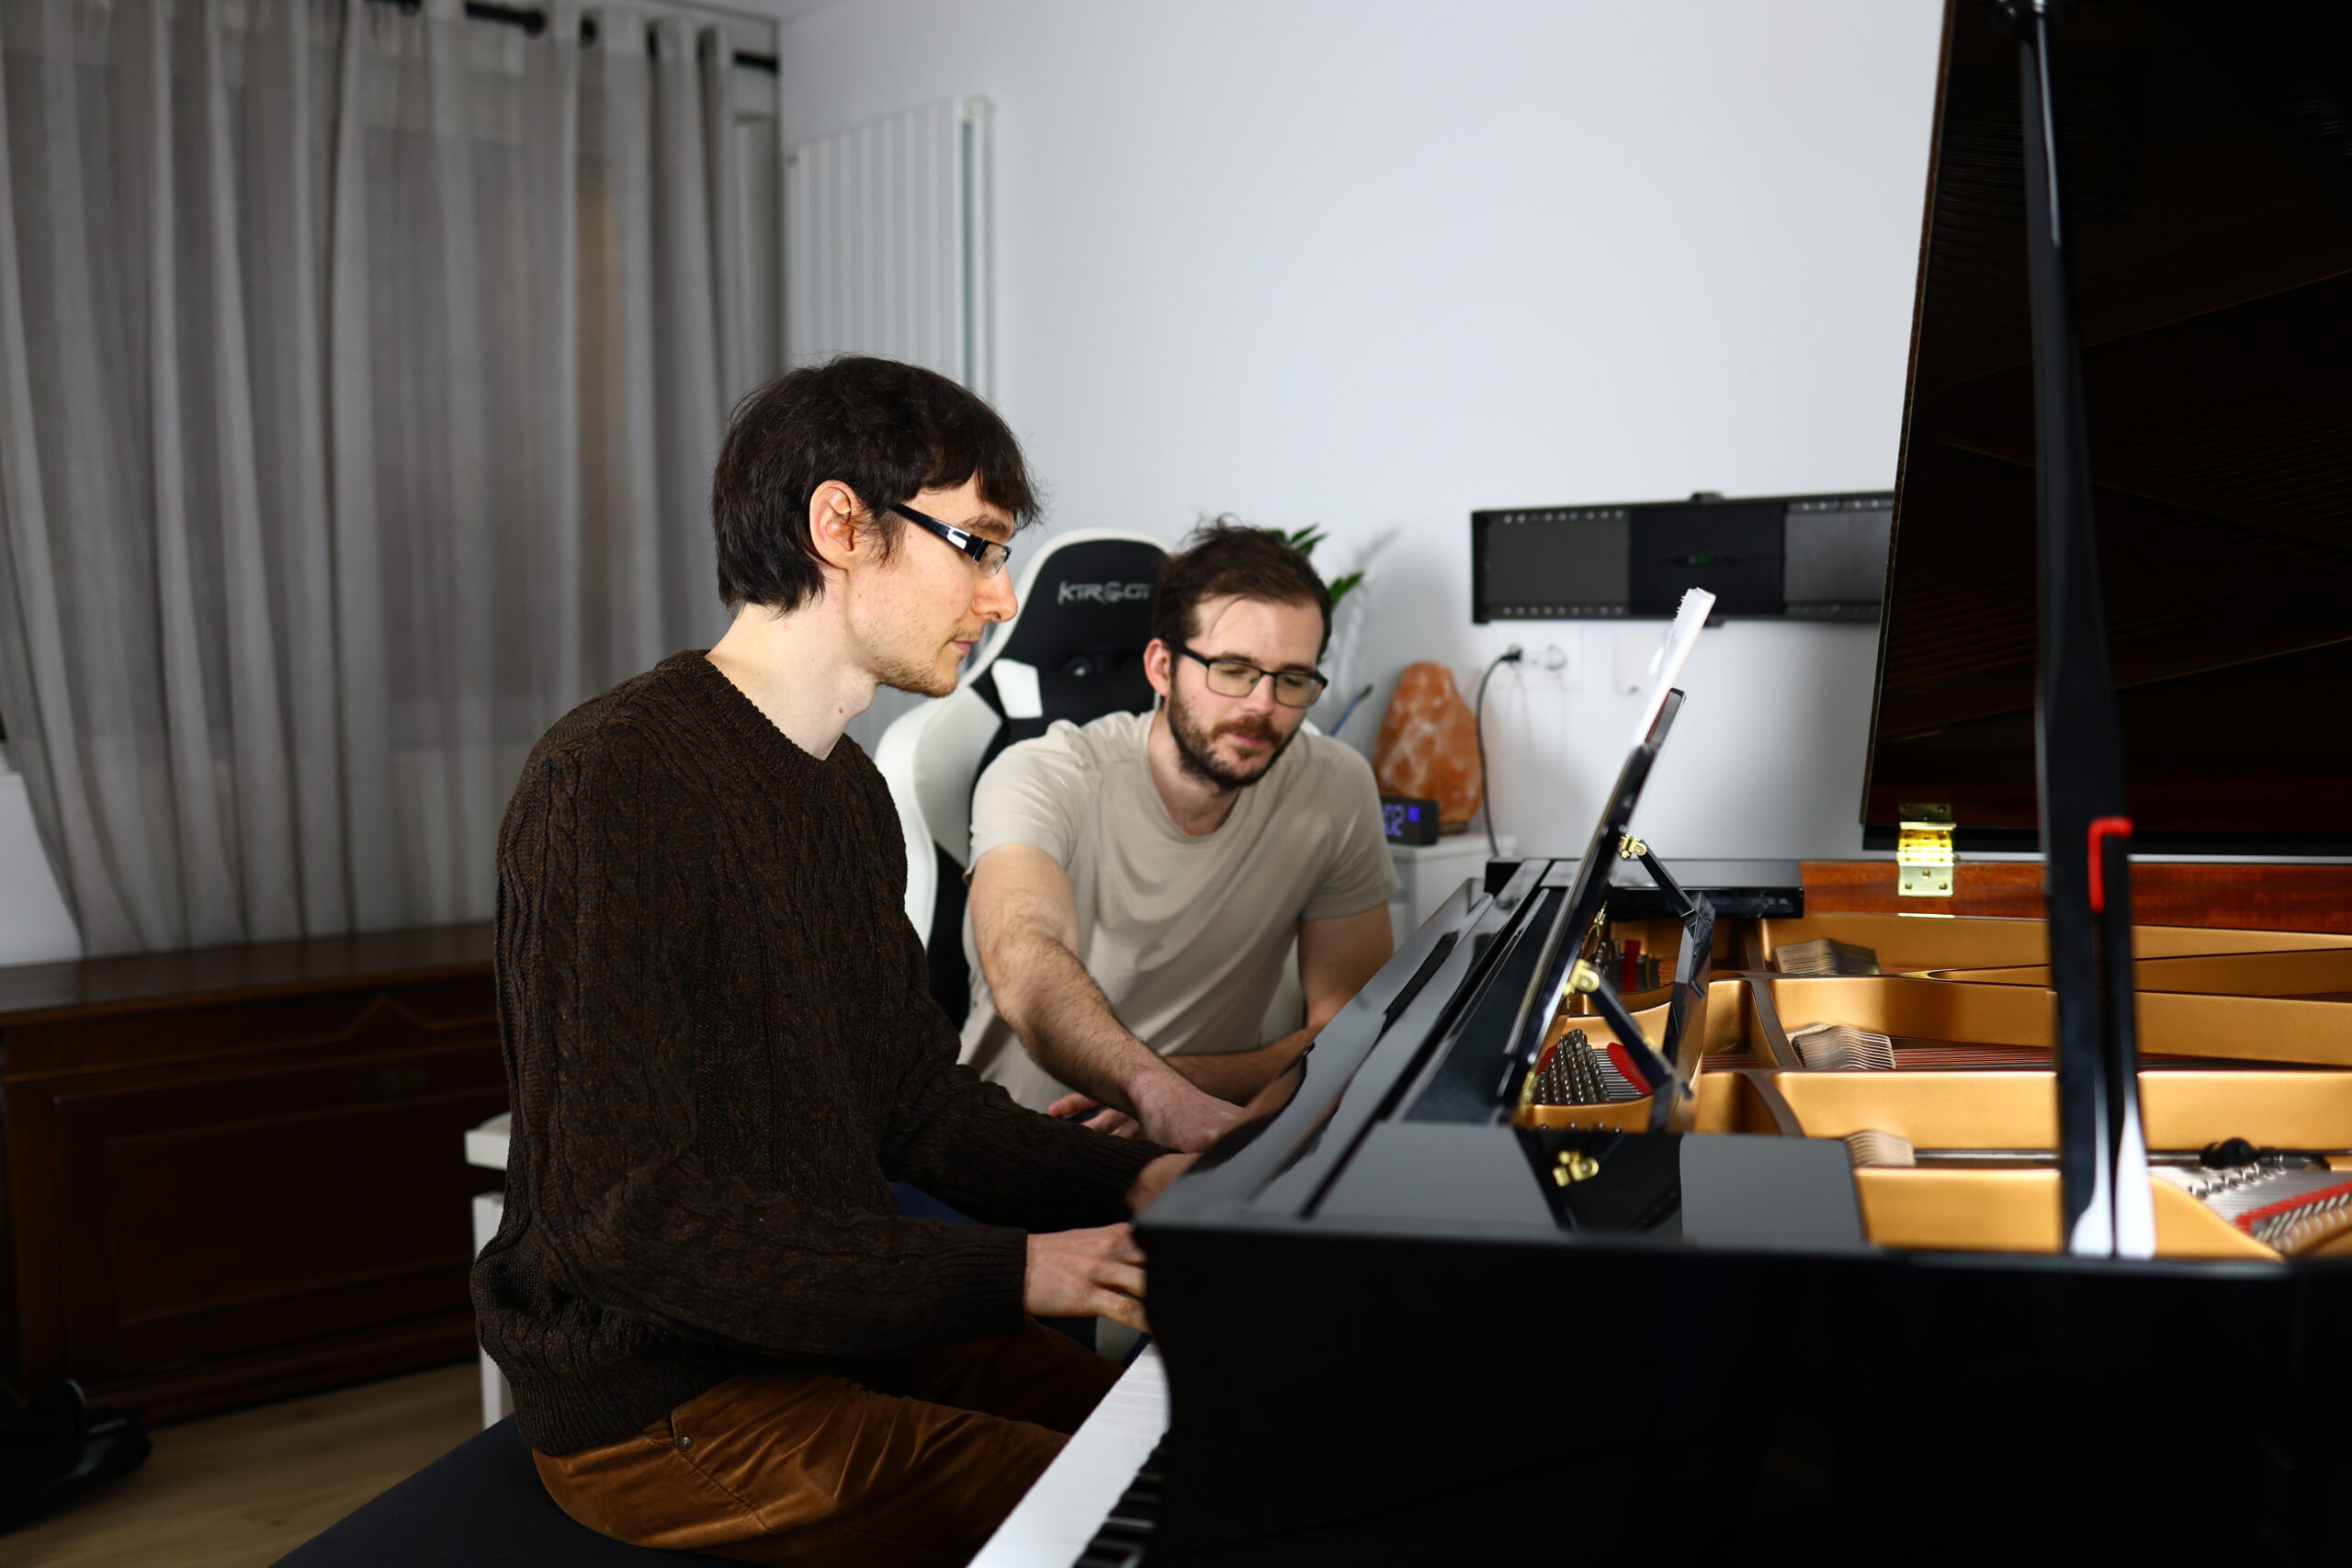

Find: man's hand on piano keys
<box><xmin>1024</xmin><ymin>1223</ymin><xmax>1149</xmax><ymax>1333</ymax></box>
<box><xmin>1112</xmin><ymin>1061</ymin><xmax>1303</xmax><ymax>1213</ymax></box>
<box><xmin>1049</xmin><ymin>1067</ymin><xmax>1238</xmax><ymax>1152</ymax></box>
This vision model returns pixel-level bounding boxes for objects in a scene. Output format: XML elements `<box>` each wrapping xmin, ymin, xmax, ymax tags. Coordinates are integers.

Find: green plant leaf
<box><xmin>1327</xmin><ymin>570</ymin><xmax>1364</xmax><ymax>607</ymax></box>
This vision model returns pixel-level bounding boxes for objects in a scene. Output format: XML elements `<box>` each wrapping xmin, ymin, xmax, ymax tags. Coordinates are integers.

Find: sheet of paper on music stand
<box><xmin>1628</xmin><ymin>588</ymin><xmax>1714</xmax><ymax>747</ymax></box>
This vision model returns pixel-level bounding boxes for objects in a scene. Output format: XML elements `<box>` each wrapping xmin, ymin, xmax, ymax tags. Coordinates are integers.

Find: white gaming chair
<box><xmin>876</xmin><ymin>530</ymin><xmax>1171</xmax><ymax>1016</ymax></box>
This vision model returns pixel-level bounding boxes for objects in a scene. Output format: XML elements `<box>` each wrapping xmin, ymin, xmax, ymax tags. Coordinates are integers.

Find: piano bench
<box><xmin>275</xmin><ymin>1416</ymin><xmax>729</xmax><ymax>1567</ymax></box>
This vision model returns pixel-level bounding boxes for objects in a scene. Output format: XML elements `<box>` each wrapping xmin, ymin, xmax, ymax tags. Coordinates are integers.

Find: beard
<box><xmin>863</xmin><ymin>610</ymin><xmax>970</xmax><ymax>699</ymax></box>
<box><xmin>873</xmin><ymin>642</ymin><xmax>960</xmax><ymax>699</ymax></box>
<box><xmin>1166</xmin><ymin>684</ymin><xmax>1295</xmax><ymax>791</ymax></box>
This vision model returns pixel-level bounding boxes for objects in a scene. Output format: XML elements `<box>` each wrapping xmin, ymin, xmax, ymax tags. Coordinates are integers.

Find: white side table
<box><xmin>1388</xmin><ymin>836</ymin><xmax>1517</xmax><ymax>947</ymax></box>
<box><xmin>468</xmin><ymin>1112</ymin><xmax>513</xmax><ymax>1428</ymax></box>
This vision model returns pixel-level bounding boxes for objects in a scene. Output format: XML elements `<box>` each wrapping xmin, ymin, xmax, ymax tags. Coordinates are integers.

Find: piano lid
<box><xmin>1864</xmin><ymin>0</ymin><xmax>2352</xmax><ymax>852</ymax></box>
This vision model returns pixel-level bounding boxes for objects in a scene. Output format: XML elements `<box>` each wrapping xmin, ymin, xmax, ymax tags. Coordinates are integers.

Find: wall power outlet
<box><xmin>1532</xmin><ymin>634</ymin><xmax>1580</xmax><ymax>691</ymax></box>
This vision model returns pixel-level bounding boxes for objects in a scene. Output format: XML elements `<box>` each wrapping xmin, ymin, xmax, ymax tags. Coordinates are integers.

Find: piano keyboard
<box><xmin>970</xmin><ymin>1345</ymin><xmax>1170</xmax><ymax>1568</ymax></box>
<box><xmin>1075</xmin><ymin>1434</ymin><xmax>1170</xmax><ymax>1568</ymax></box>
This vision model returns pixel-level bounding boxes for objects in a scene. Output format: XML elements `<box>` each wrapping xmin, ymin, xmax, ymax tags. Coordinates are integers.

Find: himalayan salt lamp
<box><xmin>1373</xmin><ymin>661</ymin><xmax>1483</xmax><ymax>829</ymax></box>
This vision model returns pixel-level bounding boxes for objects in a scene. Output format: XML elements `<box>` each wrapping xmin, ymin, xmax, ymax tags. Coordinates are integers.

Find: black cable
<box><xmin>1473</xmin><ymin>647</ymin><xmax>1521</xmax><ymax>859</ymax></box>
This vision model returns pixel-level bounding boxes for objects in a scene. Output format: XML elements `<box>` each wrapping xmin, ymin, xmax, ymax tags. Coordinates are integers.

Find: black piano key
<box><xmin>1071</xmin><ymin>1435</ymin><xmax>1172</xmax><ymax>1568</ymax></box>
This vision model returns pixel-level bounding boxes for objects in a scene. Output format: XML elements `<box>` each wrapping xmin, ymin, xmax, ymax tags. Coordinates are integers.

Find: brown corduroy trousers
<box><xmin>533</xmin><ymin>1318</ymin><xmax>1123</xmax><ymax>1568</ymax></box>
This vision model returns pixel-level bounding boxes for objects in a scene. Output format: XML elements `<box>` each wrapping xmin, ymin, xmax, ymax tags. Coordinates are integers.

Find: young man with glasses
<box><xmin>961</xmin><ymin>522</ymin><xmax>1400</xmax><ymax>1151</ymax></box>
<box><xmin>474</xmin><ymin>356</ymin><xmax>1187</xmax><ymax>1565</ymax></box>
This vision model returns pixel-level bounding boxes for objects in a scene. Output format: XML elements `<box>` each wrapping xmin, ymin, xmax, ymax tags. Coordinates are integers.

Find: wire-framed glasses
<box><xmin>1174</xmin><ymin>644</ymin><xmax>1329</xmax><ymax>707</ymax></box>
<box><xmin>888</xmin><ymin>501</ymin><xmax>1014</xmax><ymax>579</ymax></box>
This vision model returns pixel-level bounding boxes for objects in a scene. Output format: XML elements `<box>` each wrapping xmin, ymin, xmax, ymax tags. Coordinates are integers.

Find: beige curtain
<box><xmin>0</xmin><ymin>0</ymin><xmax>763</xmax><ymax>953</ymax></box>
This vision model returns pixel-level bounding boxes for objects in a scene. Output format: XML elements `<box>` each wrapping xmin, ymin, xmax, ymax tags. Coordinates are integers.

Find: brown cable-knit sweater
<box><xmin>471</xmin><ymin>651</ymin><xmax>1165</xmax><ymax>1455</ymax></box>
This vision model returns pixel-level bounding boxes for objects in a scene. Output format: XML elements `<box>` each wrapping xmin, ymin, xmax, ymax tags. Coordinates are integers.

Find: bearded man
<box><xmin>959</xmin><ymin>522</ymin><xmax>1399</xmax><ymax>1152</ymax></box>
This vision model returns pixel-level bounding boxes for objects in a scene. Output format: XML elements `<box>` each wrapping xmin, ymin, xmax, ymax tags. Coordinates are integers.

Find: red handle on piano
<box><xmin>2087</xmin><ymin>816</ymin><xmax>2132</xmax><ymax>913</ymax></box>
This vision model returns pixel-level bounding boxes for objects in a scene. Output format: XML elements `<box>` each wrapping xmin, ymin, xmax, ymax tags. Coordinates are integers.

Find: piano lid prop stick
<box><xmin>2001</xmin><ymin>0</ymin><xmax>2154</xmax><ymax>1258</ymax></box>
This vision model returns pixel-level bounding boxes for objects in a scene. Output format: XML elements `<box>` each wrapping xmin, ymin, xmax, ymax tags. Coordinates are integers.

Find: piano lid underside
<box><xmin>1868</xmin><ymin>0</ymin><xmax>2352</xmax><ymax>842</ymax></box>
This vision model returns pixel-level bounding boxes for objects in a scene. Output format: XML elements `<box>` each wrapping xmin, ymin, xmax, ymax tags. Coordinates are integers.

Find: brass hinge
<box><xmin>1897</xmin><ymin>804</ymin><xmax>1956</xmax><ymax>897</ymax></box>
<box><xmin>1552</xmin><ymin>1149</ymin><xmax>1600</xmax><ymax>1186</ymax></box>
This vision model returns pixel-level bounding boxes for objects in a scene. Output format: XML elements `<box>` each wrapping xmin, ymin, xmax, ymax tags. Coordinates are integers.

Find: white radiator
<box><xmin>786</xmin><ymin>97</ymin><xmax>994</xmax><ymax>394</ymax></box>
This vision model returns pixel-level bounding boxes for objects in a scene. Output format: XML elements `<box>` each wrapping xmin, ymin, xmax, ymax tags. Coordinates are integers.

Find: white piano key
<box><xmin>970</xmin><ymin>1344</ymin><xmax>1169</xmax><ymax>1568</ymax></box>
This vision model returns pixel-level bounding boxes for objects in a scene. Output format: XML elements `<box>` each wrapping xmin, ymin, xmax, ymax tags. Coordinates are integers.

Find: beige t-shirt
<box><xmin>958</xmin><ymin>710</ymin><xmax>1400</xmax><ymax>1110</ymax></box>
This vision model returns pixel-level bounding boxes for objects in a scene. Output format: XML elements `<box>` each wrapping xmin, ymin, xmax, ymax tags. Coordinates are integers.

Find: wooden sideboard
<box><xmin>0</xmin><ymin>922</ymin><xmax>504</xmax><ymax>1424</ymax></box>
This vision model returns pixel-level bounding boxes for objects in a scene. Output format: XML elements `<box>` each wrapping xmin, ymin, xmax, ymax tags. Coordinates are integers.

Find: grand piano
<box><xmin>1023</xmin><ymin>1</ymin><xmax>2352</xmax><ymax>1562</ymax></box>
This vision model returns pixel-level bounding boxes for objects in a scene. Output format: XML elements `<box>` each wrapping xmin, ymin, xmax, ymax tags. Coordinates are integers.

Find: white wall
<box><xmin>777</xmin><ymin>0</ymin><xmax>1946</xmax><ymax>859</ymax></box>
<box><xmin>0</xmin><ymin>761</ymin><xmax>80</xmax><ymax>965</ymax></box>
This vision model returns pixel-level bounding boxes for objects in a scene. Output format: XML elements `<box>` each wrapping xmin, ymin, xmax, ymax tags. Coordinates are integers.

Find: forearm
<box><xmin>1169</xmin><ymin>1024</ymin><xmax>1317</xmax><ymax>1102</ymax></box>
<box><xmin>907</xmin><ymin>1116</ymin><xmax>1167</xmax><ymax>1231</ymax></box>
<box><xmin>884</xmin><ymin>998</ymin><xmax>1170</xmax><ymax>1230</ymax></box>
<box><xmin>1204</xmin><ymin>903</ymin><xmax>1391</xmax><ymax>1107</ymax></box>
<box><xmin>545</xmin><ymin>1155</ymin><xmax>1032</xmax><ymax>1360</ymax></box>
<box><xmin>989</xmin><ymin>931</ymin><xmax>1184</xmax><ymax>1111</ymax></box>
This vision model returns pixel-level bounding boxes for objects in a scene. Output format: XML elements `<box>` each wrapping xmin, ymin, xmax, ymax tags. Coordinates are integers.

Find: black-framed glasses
<box><xmin>888</xmin><ymin>501</ymin><xmax>1014</xmax><ymax>579</ymax></box>
<box><xmin>1174</xmin><ymin>644</ymin><xmax>1329</xmax><ymax>708</ymax></box>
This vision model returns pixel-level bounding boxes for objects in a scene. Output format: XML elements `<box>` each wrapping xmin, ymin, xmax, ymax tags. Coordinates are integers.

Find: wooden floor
<box><xmin>8</xmin><ymin>1361</ymin><xmax>480</xmax><ymax>1568</ymax></box>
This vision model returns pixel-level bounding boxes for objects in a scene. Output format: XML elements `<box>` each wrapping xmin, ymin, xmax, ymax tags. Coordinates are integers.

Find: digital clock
<box><xmin>1379</xmin><ymin>795</ymin><xmax>1440</xmax><ymax>845</ymax></box>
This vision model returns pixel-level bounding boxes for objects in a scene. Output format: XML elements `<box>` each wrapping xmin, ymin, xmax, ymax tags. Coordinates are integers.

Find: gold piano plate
<box><xmin>1510</xmin><ymin>903</ymin><xmax>2352</xmax><ymax>1261</ymax></box>
<box><xmin>1770</xmin><ymin>1069</ymin><xmax>2352</xmax><ymax>1153</ymax></box>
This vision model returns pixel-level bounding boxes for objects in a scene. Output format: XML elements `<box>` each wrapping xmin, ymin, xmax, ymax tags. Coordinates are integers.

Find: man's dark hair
<box><xmin>711</xmin><ymin>356</ymin><xmax>1041</xmax><ymax>611</ymax></box>
<box><xmin>1151</xmin><ymin>517</ymin><xmax>1333</xmax><ymax>659</ymax></box>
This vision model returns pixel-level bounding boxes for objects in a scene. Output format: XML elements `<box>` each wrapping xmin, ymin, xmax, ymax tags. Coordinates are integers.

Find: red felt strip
<box><xmin>2233</xmin><ymin>1179</ymin><xmax>2352</xmax><ymax>1233</ymax></box>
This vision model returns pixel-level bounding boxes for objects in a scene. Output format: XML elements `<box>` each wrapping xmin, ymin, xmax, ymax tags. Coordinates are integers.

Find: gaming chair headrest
<box><xmin>970</xmin><ymin>536</ymin><xmax>1168</xmax><ymax>728</ymax></box>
